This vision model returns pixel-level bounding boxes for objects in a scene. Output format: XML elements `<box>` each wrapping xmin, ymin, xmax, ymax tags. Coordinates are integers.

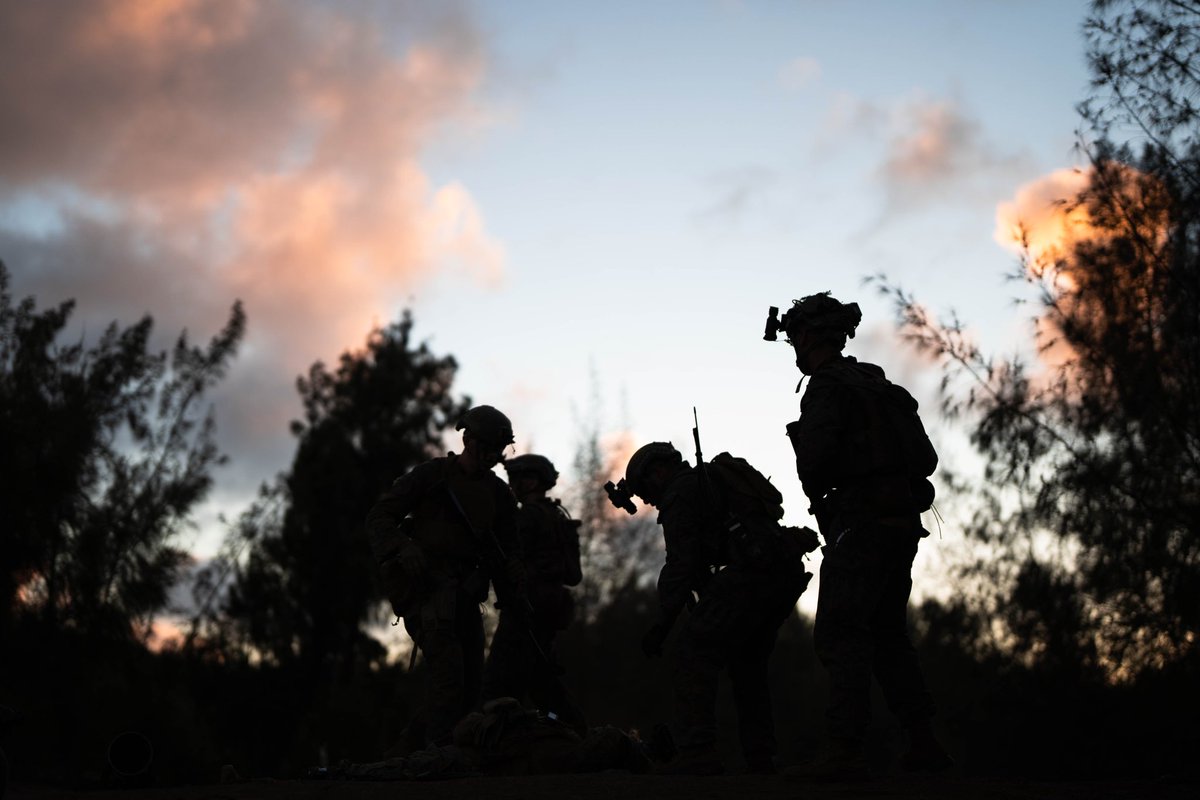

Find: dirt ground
<box><xmin>8</xmin><ymin>773</ymin><xmax>1198</xmax><ymax>800</ymax></box>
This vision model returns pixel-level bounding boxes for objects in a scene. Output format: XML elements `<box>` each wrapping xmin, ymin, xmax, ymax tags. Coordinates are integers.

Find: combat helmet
<box><xmin>624</xmin><ymin>442</ymin><xmax>682</xmax><ymax>494</ymax></box>
<box><xmin>456</xmin><ymin>405</ymin><xmax>515</xmax><ymax>448</ymax></box>
<box><xmin>763</xmin><ymin>291</ymin><xmax>862</xmax><ymax>343</ymax></box>
<box><xmin>503</xmin><ymin>454</ymin><xmax>559</xmax><ymax>490</ymax></box>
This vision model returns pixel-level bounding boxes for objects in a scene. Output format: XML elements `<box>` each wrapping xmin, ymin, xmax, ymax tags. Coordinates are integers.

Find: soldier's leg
<box><xmin>728</xmin><ymin>616</ymin><xmax>777</xmax><ymax>769</ymax></box>
<box><xmin>743</xmin><ymin>571</ymin><xmax>810</xmax><ymax>767</ymax></box>
<box><xmin>813</xmin><ymin>530</ymin><xmax>886</xmax><ymax>743</ymax></box>
<box><xmin>411</xmin><ymin>594</ymin><xmax>467</xmax><ymax>745</ymax></box>
<box><xmin>868</xmin><ymin>537</ymin><xmax>950</xmax><ymax>770</ymax></box>
<box><xmin>674</xmin><ymin>597</ymin><xmax>738</xmax><ymax>756</ymax></box>
<box><xmin>483</xmin><ymin>610</ymin><xmax>529</xmax><ymax>702</ymax></box>
<box><xmin>458</xmin><ymin>593</ymin><xmax>486</xmax><ymax>724</ymax></box>
<box><xmin>869</xmin><ymin>539</ymin><xmax>934</xmax><ymax>729</ymax></box>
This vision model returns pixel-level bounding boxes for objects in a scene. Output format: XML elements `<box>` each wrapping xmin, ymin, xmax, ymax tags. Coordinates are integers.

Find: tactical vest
<box><xmin>410</xmin><ymin>457</ymin><xmax>500</xmax><ymax>564</ymax></box>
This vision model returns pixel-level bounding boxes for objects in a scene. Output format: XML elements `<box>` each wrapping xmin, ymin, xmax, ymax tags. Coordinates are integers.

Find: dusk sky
<box><xmin>1</xmin><ymin>0</ymin><xmax>1094</xmax><ymax>612</ymax></box>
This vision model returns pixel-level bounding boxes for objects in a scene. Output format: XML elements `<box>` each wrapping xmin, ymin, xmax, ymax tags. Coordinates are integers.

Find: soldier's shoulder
<box><xmin>387</xmin><ymin>456</ymin><xmax>448</xmax><ymax>489</ymax></box>
<box><xmin>530</xmin><ymin>496</ymin><xmax>567</xmax><ymax>515</ymax></box>
<box><xmin>812</xmin><ymin>356</ymin><xmax>887</xmax><ymax>387</ymax></box>
<box><xmin>660</xmin><ymin>468</ymin><xmax>702</xmax><ymax>510</ymax></box>
<box><xmin>518</xmin><ymin>498</ymin><xmax>560</xmax><ymax>529</ymax></box>
<box><xmin>485</xmin><ymin>470</ymin><xmax>518</xmax><ymax>504</ymax></box>
<box><xmin>406</xmin><ymin>456</ymin><xmax>451</xmax><ymax>482</ymax></box>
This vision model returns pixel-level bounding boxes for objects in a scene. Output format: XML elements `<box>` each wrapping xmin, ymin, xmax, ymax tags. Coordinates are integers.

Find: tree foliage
<box><xmin>207</xmin><ymin>313</ymin><xmax>470</xmax><ymax>674</ymax></box>
<box><xmin>0</xmin><ymin>260</ymin><xmax>244</xmax><ymax>640</ymax></box>
<box><xmin>877</xmin><ymin>0</ymin><xmax>1200</xmax><ymax>680</ymax></box>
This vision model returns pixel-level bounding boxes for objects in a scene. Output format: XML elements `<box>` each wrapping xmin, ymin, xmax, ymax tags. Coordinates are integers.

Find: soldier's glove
<box><xmin>641</xmin><ymin>621</ymin><xmax>670</xmax><ymax>659</ymax></box>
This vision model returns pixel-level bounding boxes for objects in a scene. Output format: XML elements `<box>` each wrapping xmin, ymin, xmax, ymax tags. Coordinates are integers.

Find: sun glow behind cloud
<box><xmin>993</xmin><ymin>162</ymin><xmax>1172</xmax><ymax>396</ymax></box>
<box><xmin>994</xmin><ymin>168</ymin><xmax>1093</xmax><ymax>285</ymax></box>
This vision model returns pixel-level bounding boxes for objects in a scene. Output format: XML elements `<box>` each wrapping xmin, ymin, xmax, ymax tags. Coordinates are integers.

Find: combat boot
<box><xmin>654</xmin><ymin>745</ymin><xmax>724</xmax><ymax>776</ymax></box>
<box><xmin>901</xmin><ymin>723</ymin><xmax>954</xmax><ymax>772</ymax></box>
<box><xmin>782</xmin><ymin>737</ymin><xmax>868</xmax><ymax>781</ymax></box>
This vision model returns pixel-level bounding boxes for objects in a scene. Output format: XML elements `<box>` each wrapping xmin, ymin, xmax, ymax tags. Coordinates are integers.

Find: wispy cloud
<box><xmin>779</xmin><ymin>56</ymin><xmax>821</xmax><ymax>91</ymax></box>
<box><xmin>692</xmin><ymin>165</ymin><xmax>779</xmax><ymax>228</ymax></box>
<box><xmin>815</xmin><ymin>92</ymin><xmax>1032</xmax><ymax>216</ymax></box>
<box><xmin>877</xmin><ymin>95</ymin><xmax>1030</xmax><ymax>211</ymax></box>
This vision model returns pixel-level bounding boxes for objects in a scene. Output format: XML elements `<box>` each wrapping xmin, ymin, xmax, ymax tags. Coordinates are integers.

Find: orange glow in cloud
<box><xmin>0</xmin><ymin>0</ymin><xmax>503</xmax><ymax>371</ymax></box>
<box><xmin>994</xmin><ymin>168</ymin><xmax>1093</xmax><ymax>288</ymax></box>
<box><xmin>993</xmin><ymin>164</ymin><xmax>1170</xmax><ymax>378</ymax></box>
<box><xmin>994</xmin><ymin>164</ymin><xmax>1167</xmax><ymax>286</ymax></box>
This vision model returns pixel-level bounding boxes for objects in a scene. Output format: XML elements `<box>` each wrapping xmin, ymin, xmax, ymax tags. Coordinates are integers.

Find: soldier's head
<box><xmin>623</xmin><ymin>442</ymin><xmax>684</xmax><ymax>507</ymax></box>
<box><xmin>503</xmin><ymin>453</ymin><xmax>558</xmax><ymax>499</ymax></box>
<box><xmin>782</xmin><ymin>292</ymin><xmax>861</xmax><ymax>374</ymax></box>
<box><xmin>456</xmin><ymin>405</ymin><xmax>515</xmax><ymax>471</ymax></box>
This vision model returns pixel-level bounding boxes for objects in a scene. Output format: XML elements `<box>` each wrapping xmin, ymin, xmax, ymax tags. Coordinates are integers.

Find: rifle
<box><xmin>443</xmin><ymin>483</ymin><xmax>553</xmax><ymax>668</ymax></box>
<box><xmin>691</xmin><ymin>408</ymin><xmax>742</xmax><ymax>566</ymax></box>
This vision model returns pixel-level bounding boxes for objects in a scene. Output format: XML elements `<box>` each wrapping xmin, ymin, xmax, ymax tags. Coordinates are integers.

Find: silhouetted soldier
<box><xmin>609</xmin><ymin>441</ymin><xmax>813</xmax><ymax>775</ymax></box>
<box><xmin>764</xmin><ymin>292</ymin><xmax>952</xmax><ymax>778</ymax></box>
<box><xmin>483</xmin><ymin>454</ymin><xmax>588</xmax><ymax>734</ymax></box>
<box><xmin>365</xmin><ymin>405</ymin><xmax>525</xmax><ymax>747</ymax></box>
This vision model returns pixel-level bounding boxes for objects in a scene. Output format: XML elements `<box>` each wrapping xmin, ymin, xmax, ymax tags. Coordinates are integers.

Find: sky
<box><xmin>0</xmin><ymin>0</ymin><xmax>1096</xmax><ymax>613</ymax></box>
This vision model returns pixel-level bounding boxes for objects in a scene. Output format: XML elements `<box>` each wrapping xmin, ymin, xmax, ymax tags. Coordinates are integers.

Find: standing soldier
<box><xmin>764</xmin><ymin>292</ymin><xmax>953</xmax><ymax>777</ymax></box>
<box><xmin>483</xmin><ymin>454</ymin><xmax>588</xmax><ymax>734</ymax></box>
<box><xmin>607</xmin><ymin>440</ymin><xmax>814</xmax><ymax>775</ymax></box>
<box><xmin>365</xmin><ymin>405</ymin><xmax>525</xmax><ymax>748</ymax></box>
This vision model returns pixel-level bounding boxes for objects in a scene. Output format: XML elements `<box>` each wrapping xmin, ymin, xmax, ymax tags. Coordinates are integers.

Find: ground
<box><xmin>8</xmin><ymin>773</ymin><xmax>1198</xmax><ymax>800</ymax></box>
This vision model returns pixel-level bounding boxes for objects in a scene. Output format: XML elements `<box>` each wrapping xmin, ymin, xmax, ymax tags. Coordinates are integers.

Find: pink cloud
<box><xmin>0</xmin><ymin>1</ymin><xmax>503</xmax><ymax>355</ymax></box>
<box><xmin>0</xmin><ymin>0</ymin><xmax>505</xmax><ymax>480</ymax></box>
<box><xmin>817</xmin><ymin>93</ymin><xmax>1030</xmax><ymax>212</ymax></box>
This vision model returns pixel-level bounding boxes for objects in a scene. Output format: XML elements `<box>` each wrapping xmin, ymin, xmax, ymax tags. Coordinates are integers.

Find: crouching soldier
<box><xmin>366</xmin><ymin>405</ymin><xmax>525</xmax><ymax>747</ymax></box>
<box><xmin>607</xmin><ymin>441</ymin><xmax>815</xmax><ymax>775</ymax></box>
<box><xmin>484</xmin><ymin>454</ymin><xmax>588</xmax><ymax>734</ymax></box>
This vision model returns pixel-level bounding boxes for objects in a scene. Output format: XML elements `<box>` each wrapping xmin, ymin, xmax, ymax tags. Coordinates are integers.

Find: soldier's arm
<box><xmin>655</xmin><ymin>504</ymin><xmax>706</xmax><ymax>628</ymax></box>
<box><xmin>364</xmin><ymin>460</ymin><xmax>440</xmax><ymax>560</ymax></box>
<box><xmin>791</xmin><ymin>378</ymin><xmax>844</xmax><ymax>501</ymax></box>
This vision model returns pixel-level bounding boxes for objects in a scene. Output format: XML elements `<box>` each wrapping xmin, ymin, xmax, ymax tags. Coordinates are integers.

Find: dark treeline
<box><xmin>2</xmin><ymin>0</ymin><xmax>1199</xmax><ymax>788</ymax></box>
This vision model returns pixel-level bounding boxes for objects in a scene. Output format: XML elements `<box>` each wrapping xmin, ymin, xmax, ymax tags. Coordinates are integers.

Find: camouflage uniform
<box><xmin>790</xmin><ymin>353</ymin><xmax>936</xmax><ymax>744</ymax></box>
<box><xmin>653</xmin><ymin>465</ymin><xmax>809</xmax><ymax>769</ymax></box>
<box><xmin>366</xmin><ymin>453</ymin><xmax>521</xmax><ymax>745</ymax></box>
<box><xmin>483</xmin><ymin>495</ymin><xmax>587</xmax><ymax>733</ymax></box>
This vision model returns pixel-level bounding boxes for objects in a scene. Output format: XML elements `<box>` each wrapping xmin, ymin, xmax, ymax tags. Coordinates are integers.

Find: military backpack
<box><xmin>704</xmin><ymin>452</ymin><xmax>815</xmax><ymax>571</ymax></box>
<box><xmin>835</xmin><ymin>362</ymin><xmax>938</xmax><ymax>513</ymax></box>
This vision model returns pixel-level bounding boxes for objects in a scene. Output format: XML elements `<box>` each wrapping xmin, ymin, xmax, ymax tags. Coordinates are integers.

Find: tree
<box><xmin>0</xmin><ymin>259</ymin><xmax>244</xmax><ymax>640</ymax></box>
<box><xmin>564</xmin><ymin>380</ymin><xmax>661</xmax><ymax>621</ymax></box>
<box><xmin>877</xmin><ymin>0</ymin><xmax>1200</xmax><ymax>680</ymax></box>
<box><xmin>209</xmin><ymin>313</ymin><xmax>470</xmax><ymax>676</ymax></box>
